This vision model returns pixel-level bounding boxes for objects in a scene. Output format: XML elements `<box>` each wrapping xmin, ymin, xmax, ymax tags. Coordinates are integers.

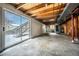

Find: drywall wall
<box><xmin>31</xmin><ymin>18</ymin><xmax>43</xmax><ymax>38</ymax></box>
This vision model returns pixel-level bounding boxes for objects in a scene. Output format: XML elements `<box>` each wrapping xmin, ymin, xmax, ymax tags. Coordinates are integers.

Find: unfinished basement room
<box><xmin>0</xmin><ymin>3</ymin><xmax>79</xmax><ymax>56</ymax></box>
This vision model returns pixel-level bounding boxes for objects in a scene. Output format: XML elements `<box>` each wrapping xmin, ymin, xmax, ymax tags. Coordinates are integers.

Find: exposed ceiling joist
<box><xmin>32</xmin><ymin>8</ymin><xmax>64</xmax><ymax>17</ymax></box>
<box><xmin>16</xmin><ymin>3</ymin><xmax>26</xmax><ymax>9</ymax></box>
<box><xmin>36</xmin><ymin>14</ymin><xmax>57</xmax><ymax>19</ymax></box>
<box><xmin>16</xmin><ymin>3</ymin><xmax>42</xmax><ymax>10</ymax></box>
<box><xmin>27</xmin><ymin>4</ymin><xmax>54</xmax><ymax>14</ymax></box>
<box><xmin>10</xmin><ymin>3</ymin><xmax>66</xmax><ymax>25</ymax></box>
<box><xmin>36</xmin><ymin>17</ymin><xmax>56</xmax><ymax>21</ymax></box>
<box><xmin>27</xmin><ymin>3</ymin><xmax>65</xmax><ymax>14</ymax></box>
<box><xmin>44</xmin><ymin>21</ymin><xmax>56</xmax><ymax>25</ymax></box>
<box><xmin>25</xmin><ymin>4</ymin><xmax>45</xmax><ymax>12</ymax></box>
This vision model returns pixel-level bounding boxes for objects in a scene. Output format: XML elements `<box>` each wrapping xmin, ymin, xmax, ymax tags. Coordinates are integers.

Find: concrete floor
<box><xmin>0</xmin><ymin>33</ymin><xmax>79</xmax><ymax>56</ymax></box>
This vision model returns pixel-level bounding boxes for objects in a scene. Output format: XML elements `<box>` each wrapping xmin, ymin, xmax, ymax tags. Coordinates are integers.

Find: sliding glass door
<box><xmin>21</xmin><ymin>17</ymin><xmax>30</xmax><ymax>40</ymax></box>
<box><xmin>4</xmin><ymin>10</ymin><xmax>30</xmax><ymax>47</ymax></box>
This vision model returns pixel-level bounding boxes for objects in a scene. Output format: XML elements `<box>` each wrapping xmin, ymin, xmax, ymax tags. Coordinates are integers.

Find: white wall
<box><xmin>31</xmin><ymin>18</ymin><xmax>43</xmax><ymax>38</ymax></box>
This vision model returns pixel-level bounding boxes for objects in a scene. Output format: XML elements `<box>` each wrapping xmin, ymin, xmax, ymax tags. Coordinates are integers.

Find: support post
<box><xmin>71</xmin><ymin>15</ymin><xmax>75</xmax><ymax>42</ymax></box>
<box><xmin>65</xmin><ymin>22</ymin><xmax>67</xmax><ymax>35</ymax></box>
<box><xmin>75</xmin><ymin>16</ymin><xmax>78</xmax><ymax>41</ymax></box>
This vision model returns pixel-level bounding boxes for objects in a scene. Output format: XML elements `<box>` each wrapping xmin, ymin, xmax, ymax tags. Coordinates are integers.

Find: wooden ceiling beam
<box><xmin>43</xmin><ymin>21</ymin><xmax>56</xmax><ymax>25</ymax></box>
<box><xmin>10</xmin><ymin>3</ymin><xmax>66</xmax><ymax>25</ymax></box>
<box><xmin>35</xmin><ymin>9</ymin><xmax>62</xmax><ymax>19</ymax></box>
<box><xmin>26</xmin><ymin>4</ymin><xmax>45</xmax><ymax>11</ymax></box>
<box><xmin>35</xmin><ymin>17</ymin><xmax>55</xmax><ymax>21</ymax></box>
<box><xmin>16</xmin><ymin>3</ymin><xmax>26</xmax><ymax>9</ymax></box>
<box><xmin>27</xmin><ymin>3</ymin><xmax>65</xmax><ymax>14</ymax></box>
<box><xmin>27</xmin><ymin>4</ymin><xmax>54</xmax><ymax>14</ymax></box>
<box><xmin>26</xmin><ymin>3</ymin><xmax>52</xmax><ymax>13</ymax></box>
<box><xmin>31</xmin><ymin>4</ymin><xmax>65</xmax><ymax>16</ymax></box>
<box><xmin>16</xmin><ymin>3</ymin><xmax>42</xmax><ymax>10</ymax></box>
<box><xmin>36</xmin><ymin>14</ymin><xmax>57</xmax><ymax>19</ymax></box>
<box><xmin>32</xmin><ymin>8</ymin><xmax>64</xmax><ymax>17</ymax></box>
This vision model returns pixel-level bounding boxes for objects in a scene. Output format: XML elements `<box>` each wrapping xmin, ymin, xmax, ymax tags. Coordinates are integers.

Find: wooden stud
<box><xmin>75</xmin><ymin>16</ymin><xmax>78</xmax><ymax>40</ymax></box>
<box><xmin>71</xmin><ymin>15</ymin><xmax>75</xmax><ymax>41</ymax></box>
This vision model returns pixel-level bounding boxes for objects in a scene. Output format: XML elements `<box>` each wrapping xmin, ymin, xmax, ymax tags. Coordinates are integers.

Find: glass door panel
<box><xmin>4</xmin><ymin>10</ymin><xmax>30</xmax><ymax>48</ymax></box>
<box><xmin>21</xmin><ymin>17</ymin><xmax>30</xmax><ymax>40</ymax></box>
<box><xmin>5</xmin><ymin>11</ymin><xmax>21</xmax><ymax>47</ymax></box>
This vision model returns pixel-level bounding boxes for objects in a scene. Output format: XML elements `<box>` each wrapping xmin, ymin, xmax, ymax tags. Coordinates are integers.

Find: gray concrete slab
<box><xmin>0</xmin><ymin>33</ymin><xmax>79</xmax><ymax>56</ymax></box>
